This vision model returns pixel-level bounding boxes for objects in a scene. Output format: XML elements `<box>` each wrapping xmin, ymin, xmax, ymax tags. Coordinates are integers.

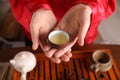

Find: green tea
<box><xmin>50</xmin><ymin>33</ymin><xmax>68</xmax><ymax>45</ymax></box>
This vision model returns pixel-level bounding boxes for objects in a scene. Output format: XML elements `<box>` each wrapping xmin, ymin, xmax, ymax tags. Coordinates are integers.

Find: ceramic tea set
<box><xmin>9</xmin><ymin>50</ymin><xmax>113</xmax><ymax>80</ymax></box>
<box><xmin>10</xmin><ymin>51</ymin><xmax>36</xmax><ymax>80</ymax></box>
<box><xmin>9</xmin><ymin>30</ymin><xmax>113</xmax><ymax>80</ymax></box>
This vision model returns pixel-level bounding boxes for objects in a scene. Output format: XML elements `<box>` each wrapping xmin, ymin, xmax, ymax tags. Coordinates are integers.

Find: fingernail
<box><xmin>78</xmin><ymin>40</ymin><xmax>84</xmax><ymax>46</ymax></box>
<box><xmin>32</xmin><ymin>44</ymin><xmax>38</xmax><ymax>50</ymax></box>
<box><xmin>55</xmin><ymin>59</ymin><xmax>61</xmax><ymax>64</ymax></box>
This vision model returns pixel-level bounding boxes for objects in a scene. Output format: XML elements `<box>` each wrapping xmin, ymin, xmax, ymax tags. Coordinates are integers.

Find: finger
<box><xmin>60</xmin><ymin>49</ymin><xmax>72</xmax><ymax>62</ymax></box>
<box><xmin>44</xmin><ymin>48</ymin><xmax>57</xmax><ymax>58</ymax></box>
<box><xmin>78</xmin><ymin>19</ymin><xmax>90</xmax><ymax>46</ymax></box>
<box><xmin>60</xmin><ymin>55</ymin><xmax>70</xmax><ymax>62</ymax></box>
<box><xmin>54</xmin><ymin>37</ymin><xmax>78</xmax><ymax>58</ymax></box>
<box><xmin>51</xmin><ymin>57</ymin><xmax>61</xmax><ymax>64</ymax></box>
<box><xmin>39</xmin><ymin>41</ymin><xmax>57</xmax><ymax>58</ymax></box>
<box><xmin>30</xmin><ymin>26</ymin><xmax>39</xmax><ymax>50</ymax></box>
<box><xmin>65</xmin><ymin>51</ymin><xmax>72</xmax><ymax>58</ymax></box>
<box><xmin>64</xmin><ymin>49</ymin><xmax>72</xmax><ymax>58</ymax></box>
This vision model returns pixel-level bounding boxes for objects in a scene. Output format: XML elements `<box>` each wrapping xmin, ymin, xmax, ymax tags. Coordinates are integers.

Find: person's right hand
<box><xmin>30</xmin><ymin>9</ymin><xmax>57</xmax><ymax>52</ymax></box>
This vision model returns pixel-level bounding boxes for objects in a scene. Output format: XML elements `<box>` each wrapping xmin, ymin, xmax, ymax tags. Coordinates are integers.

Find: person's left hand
<box><xmin>50</xmin><ymin>4</ymin><xmax>92</xmax><ymax>63</ymax></box>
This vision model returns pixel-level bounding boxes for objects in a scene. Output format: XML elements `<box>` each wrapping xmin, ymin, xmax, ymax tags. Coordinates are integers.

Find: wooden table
<box><xmin>0</xmin><ymin>44</ymin><xmax>120</xmax><ymax>80</ymax></box>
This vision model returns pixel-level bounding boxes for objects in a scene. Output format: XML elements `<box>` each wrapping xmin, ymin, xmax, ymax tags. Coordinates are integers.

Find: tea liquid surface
<box><xmin>50</xmin><ymin>33</ymin><xmax>68</xmax><ymax>45</ymax></box>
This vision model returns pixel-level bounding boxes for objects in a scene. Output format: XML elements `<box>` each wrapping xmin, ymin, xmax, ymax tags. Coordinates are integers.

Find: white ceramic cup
<box><xmin>48</xmin><ymin>30</ymin><xmax>69</xmax><ymax>48</ymax></box>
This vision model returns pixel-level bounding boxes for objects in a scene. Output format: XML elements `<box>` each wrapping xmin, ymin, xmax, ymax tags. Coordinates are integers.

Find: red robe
<box><xmin>9</xmin><ymin>0</ymin><xmax>116</xmax><ymax>44</ymax></box>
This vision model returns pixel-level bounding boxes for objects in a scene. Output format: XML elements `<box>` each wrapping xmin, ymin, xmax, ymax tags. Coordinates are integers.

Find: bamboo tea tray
<box><xmin>12</xmin><ymin>49</ymin><xmax>120</xmax><ymax>80</ymax></box>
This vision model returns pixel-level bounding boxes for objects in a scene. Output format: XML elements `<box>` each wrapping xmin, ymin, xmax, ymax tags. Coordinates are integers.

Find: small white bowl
<box><xmin>48</xmin><ymin>30</ymin><xmax>69</xmax><ymax>47</ymax></box>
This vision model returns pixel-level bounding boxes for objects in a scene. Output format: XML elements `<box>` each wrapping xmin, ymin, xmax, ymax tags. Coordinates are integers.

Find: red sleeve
<box><xmin>66</xmin><ymin>0</ymin><xmax>116</xmax><ymax>20</ymax></box>
<box><xmin>9</xmin><ymin>0</ymin><xmax>51</xmax><ymax>39</ymax></box>
<box><xmin>65</xmin><ymin>0</ymin><xmax>116</xmax><ymax>44</ymax></box>
<box><xmin>9</xmin><ymin>0</ymin><xmax>116</xmax><ymax>44</ymax></box>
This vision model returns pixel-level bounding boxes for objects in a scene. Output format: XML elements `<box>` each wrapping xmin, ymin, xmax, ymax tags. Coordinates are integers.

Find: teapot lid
<box><xmin>13</xmin><ymin>51</ymin><xmax>36</xmax><ymax>66</ymax></box>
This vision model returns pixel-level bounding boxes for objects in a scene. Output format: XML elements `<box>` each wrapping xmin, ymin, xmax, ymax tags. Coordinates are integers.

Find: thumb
<box><xmin>78</xmin><ymin>22</ymin><xmax>90</xmax><ymax>46</ymax></box>
<box><xmin>31</xmin><ymin>29</ymin><xmax>39</xmax><ymax>50</ymax></box>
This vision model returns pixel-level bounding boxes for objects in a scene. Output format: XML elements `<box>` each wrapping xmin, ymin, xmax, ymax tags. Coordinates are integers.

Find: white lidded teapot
<box><xmin>10</xmin><ymin>51</ymin><xmax>36</xmax><ymax>80</ymax></box>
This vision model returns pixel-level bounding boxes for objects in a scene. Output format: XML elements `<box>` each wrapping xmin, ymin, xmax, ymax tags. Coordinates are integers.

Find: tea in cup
<box><xmin>48</xmin><ymin>30</ymin><xmax>69</xmax><ymax>48</ymax></box>
<box><xmin>90</xmin><ymin>50</ymin><xmax>112</xmax><ymax>72</ymax></box>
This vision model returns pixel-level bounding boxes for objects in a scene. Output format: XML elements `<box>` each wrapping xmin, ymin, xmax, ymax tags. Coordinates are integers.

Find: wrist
<box><xmin>73</xmin><ymin>4</ymin><xmax>92</xmax><ymax>14</ymax></box>
<box><xmin>33</xmin><ymin>9</ymin><xmax>50</xmax><ymax>14</ymax></box>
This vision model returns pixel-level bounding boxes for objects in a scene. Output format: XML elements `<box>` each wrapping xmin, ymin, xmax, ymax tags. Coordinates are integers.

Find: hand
<box><xmin>52</xmin><ymin>4</ymin><xmax>92</xmax><ymax>61</ymax></box>
<box><xmin>30</xmin><ymin>9</ymin><xmax>57</xmax><ymax>53</ymax></box>
<box><xmin>30</xmin><ymin>9</ymin><xmax>72</xmax><ymax>64</ymax></box>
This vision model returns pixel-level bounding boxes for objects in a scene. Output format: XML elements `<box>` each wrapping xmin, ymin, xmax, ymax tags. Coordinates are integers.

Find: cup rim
<box><xmin>92</xmin><ymin>50</ymin><xmax>112</xmax><ymax>65</ymax></box>
<box><xmin>48</xmin><ymin>30</ymin><xmax>69</xmax><ymax>45</ymax></box>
